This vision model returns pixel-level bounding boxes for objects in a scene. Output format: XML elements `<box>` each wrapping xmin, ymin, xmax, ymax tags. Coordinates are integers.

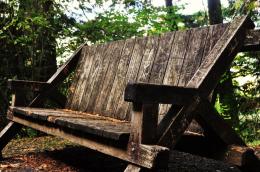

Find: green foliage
<box><xmin>0</xmin><ymin>0</ymin><xmax>259</xmax><ymax>144</ymax></box>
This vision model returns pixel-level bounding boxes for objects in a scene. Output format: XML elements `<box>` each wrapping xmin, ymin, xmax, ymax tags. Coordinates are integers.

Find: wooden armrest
<box><xmin>124</xmin><ymin>83</ymin><xmax>198</xmax><ymax>104</ymax></box>
<box><xmin>7</xmin><ymin>79</ymin><xmax>49</xmax><ymax>92</ymax></box>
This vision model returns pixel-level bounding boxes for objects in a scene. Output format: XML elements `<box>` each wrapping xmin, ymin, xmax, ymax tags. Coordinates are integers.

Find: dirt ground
<box><xmin>0</xmin><ymin>136</ymin><xmax>258</xmax><ymax>172</ymax></box>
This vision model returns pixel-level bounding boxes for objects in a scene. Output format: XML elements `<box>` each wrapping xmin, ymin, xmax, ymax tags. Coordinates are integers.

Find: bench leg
<box><xmin>0</xmin><ymin>122</ymin><xmax>22</xmax><ymax>159</ymax></box>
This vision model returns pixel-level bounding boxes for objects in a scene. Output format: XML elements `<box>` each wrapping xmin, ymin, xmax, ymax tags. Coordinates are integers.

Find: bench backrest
<box><xmin>65</xmin><ymin>24</ymin><xmax>228</xmax><ymax>121</ymax></box>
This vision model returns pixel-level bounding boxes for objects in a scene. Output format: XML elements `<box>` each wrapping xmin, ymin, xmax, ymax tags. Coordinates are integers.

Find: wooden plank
<box><xmin>105</xmin><ymin>38</ymin><xmax>136</xmax><ymax>117</ymax></box>
<box><xmin>196</xmin><ymin>99</ymin><xmax>246</xmax><ymax>146</ymax></box>
<box><xmin>136</xmin><ymin>35</ymin><xmax>160</xmax><ymax>83</ymax></box>
<box><xmin>128</xmin><ymin>103</ymin><xmax>158</xmax><ymax>145</ymax></box>
<box><xmin>156</xmin><ymin>105</ymin><xmax>182</xmax><ymax>140</ymax></box>
<box><xmin>70</xmin><ymin>45</ymin><xmax>97</xmax><ymax>110</ymax></box>
<box><xmin>178</xmin><ymin>27</ymin><xmax>209</xmax><ymax>87</ymax></box>
<box><xmin>66</xmin><ymin>46</ymin><xmax>88</xmax><ymax>108</ymax></box>
<box><xmin>201</xmin><ymin>24</ymin><xmax>228</xmax><ymax>62</ymax></box>
<box><xmin>160</xmin><ymin>30</ymin><xmax>191</xmax><ymax>117</ymax></box>
<box><xmin>9</xmin><ymin>106</ymin><xmax>130</xmax><ymax>141</ymax></box>
<box><xmin>157</xmin><ymin>95</ymin><xmax>201</xmax><ymax>147</ymax></box>
<box><xmin>7</xmin><ymin>79</ymin><xmax>49</xmax><ymax>92</ymax></box>
<box><xmin>187</xmin><ymin>15</ymin><xmax>254</xmax><ymax>96</ymax></box>
<box><xmin>78</xmin><ymin>43</ymin><xmax>107</xmax><ymax>111</ymax></box>
<box><xmin>11</xmin><ymin>115</ymin><xmax>168</xmax><ymax>169</ymax></box>
<box><xmin>7</xmin><ymin>80</ymin><xmax>66</xmax><ymax>108</ymax></box>
<box><xmin>125</xmin><ymin>83</ymin><xmax>197</xmax><ymax>104</ymax></box>
<box><xmin>93</xmin><ymin>40</ymin><xmax>125</xmax><ymax>116</ymax></box>
<box><xmin>82</xmin><ymin>42</ymin><xmax>115</xmax><ymax>113</ymax></box>
<box><xmin>0</xmin><ymin>122</ymin><xmax>22</xmax><ymax>158</ymax></box>
<box><xmin>127</xmin><ymin>102</ymin><xmax>169</xmax><ymax>169</ymax></box>
<box><xmin>148</xmin><ymin>32</ymin><xmax>175</xmax><ymax>84</ymax></box>
<box><xmin>163</xmin><ymin>30</ymin><xmax>191</xmax><ymax>86</ymax></box>
<box><xmin>54</xmin><ymin>117</ymin><xmax>130</xmax><ymax>141</ymax></box>
<box><xmin>115</xmin><ymin>37</ymin><xmax>148</xmax><ymax>120</ymax></box>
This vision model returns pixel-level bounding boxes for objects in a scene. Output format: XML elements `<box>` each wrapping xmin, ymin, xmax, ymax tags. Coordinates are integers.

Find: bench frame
<box><xmin>1</xmin><ymin>15</ymin><xmax>259</xmax><ymax>171</ymax></box>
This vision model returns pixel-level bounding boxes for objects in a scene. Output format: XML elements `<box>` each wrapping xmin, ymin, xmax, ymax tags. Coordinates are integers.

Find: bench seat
<box><xmin>8</xmin><ymin>106</ymin><xmax>131</xmax><ymax>141</ymax></box>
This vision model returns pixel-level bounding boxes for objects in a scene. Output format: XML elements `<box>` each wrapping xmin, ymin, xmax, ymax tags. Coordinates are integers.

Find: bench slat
<box><xmin>93</xmin><ymin>40</ymin><xmax>126</xmax><ymax>116</ymax></box>
<box><xmin>178</xmin><ymin>27</ymin><xmax>209</xmax><ymax>87</ymax></box>
<box><xmin>79</xmin><ymin>43</ymin><xmax>107</xmax><ymax>111</ymax></box>
<box><xmin>115</xmin><ymin>37</ymin><xmax>148</xmax><ymax>120</ymax></box>
<box><xmin>9</xmin><ymin>106</ymin><xmax>130</xmax><ymax>141</ymax></box>
<box><xmin>148</xmin><ymin>32</ymin><xmax>175</xmax><ymax>84</ymax></box>
<box><xmin>70</xmin><ymin>45</ymin><xmax>97</xmax><ymax>109</ymax></box>
<box><xmin>66</xmin><ymin>46</ymin><xmax>88</xmax><ymax>108</ymax></box>
<box><xmin>106</xmin><ymin>38</ymin><xmax>136</xmax><ymax>118</ymax></box>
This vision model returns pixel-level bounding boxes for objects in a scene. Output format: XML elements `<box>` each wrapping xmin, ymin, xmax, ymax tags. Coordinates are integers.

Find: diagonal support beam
<box><xmin>157</xmin><ymin>95</ymin><xmax>201</xmax><ymax>147</ymax></box>
<box><xmin>0</xmin><ymin>122</ymin><xmax>22</xmax><ymax>159</ymax></box>
<box><xmin>196</xmin><ymin>99</ymin><xmax>246</xmax><ymax>146</ymax></box>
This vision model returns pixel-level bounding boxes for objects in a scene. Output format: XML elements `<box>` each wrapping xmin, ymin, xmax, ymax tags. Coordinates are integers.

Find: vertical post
<box><xmin>129</xmin><ymin>103</ymin><xmax>158</xmax><ymax>145</ymax></box>
<box><xmin>128</xmin><ymin>102</ymin><xmax>159</xmax><ymax>159</ymax></box>
<box><xmin>126</xmin><ymin>102</ymin><xmax>158</xmax><ymax>170</ymax></box>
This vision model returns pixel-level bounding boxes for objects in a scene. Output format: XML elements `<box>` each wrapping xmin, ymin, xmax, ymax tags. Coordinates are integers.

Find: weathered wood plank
<box><xmin>93</xmin><ymin>40</ymin><xmax>125</xmax><ymax>116</ymax></box>
<box><xmin>7</xmin><ymin>79</ymin><xmax>49</xmax><ymax>92</ymax></box>
<box><xmin>105</xmin><ymin>39</ymin><xmax>136</xmax><ymax>117</ymax></box>
<box><xmin>7</xmin><ymin>80</ymin><xmax>66</xmax><ymax>108</ymax></box>
<box><xmin>188</xmin><ymin>16</ymin><xmax>254</xmax><ymax>96</ymax></box>
<box><xmin>70</xmin><ymin>45</ymin><xmax>97</xmax><ymax>110</ymax></box>
<box><xmin>136</xmin><ymin>35</ymin><xmax>160</xmax><ymax>83</ymax></box>
<box><xmin>0</xmin><ymin>122</ymin><xmax>22</xmax><ymax>158</ymax></box>
<box><xmin>125</xmin><ymin>83</ymin><xmax>197</xmax><ymax>104</ymax></box>
<box><xmin>160</xmin><ymin>30</ymin><xmax>191</xmax><ymax>117</ymax></box>
<box><xmin>201</xmin><ymin>24</ymin><xmax>228</xmax><ymax>62</ymax></box>
<box><xmin>148</xmin><ymin>32</ymin><xmax>175</xmax><ymax>84</ymax></box>
<box><xmin>78</xmin><ymin>43</ymin><xmax>107</xmax><ymax>111</ymax></box>
<box><xmin>115</xmin><ymin>37</ymin><xmax>147</xmax><ymax>120</ymax></box>
<box><xmin>178</xmin><ymin>27</ymin><xmax>209</xmax><ymax>87</ymax></box>
<box><xmin>82</xmin><ymin>42</ymin><xmax>115</xmax><ymax>113</ymax></box>
<box><xmin>0</xmin><ymin>83</ymin><xmax>29</xmax><ymax>157</ymax></box>
<box><xmin>10</xmin><ymin>115</ymin><xmax>168</xmax><ymax>169</ymax></box>
<box><xmin>157</xmin><ymin>95</ymin><xmax>201</xmax><ymax>147</ymax></box>
<box><xmin>163</xmin><ymin>30</ymin><xmax>191</xmax><ymax>86</ymax></box>
<box><xmin>9</xmin><ymin>106</ymin><xmax>131</xmax><ymax>141</ymax></box>
<box><xmin>128</xmin><ymin>103</ymin><xmax>158</xmax><ymax>145</ymax></box>
<box><xmin>66</xmin><ymin>45</ymin><xmax>88</xmax><ymax>108</ymax></box>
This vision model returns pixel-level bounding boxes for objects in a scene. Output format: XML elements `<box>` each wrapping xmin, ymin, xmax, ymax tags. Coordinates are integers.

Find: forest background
<box><xmin>0</xmin><ymin>0</ymin><xmax>259</xmax><ymax>145</ymax></box>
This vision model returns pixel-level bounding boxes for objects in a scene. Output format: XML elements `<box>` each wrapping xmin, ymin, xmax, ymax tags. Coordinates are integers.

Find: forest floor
<box><xmin>0</xmin><ymin>136</ymin><xmax>259</xmax><ymax>172</ymax></box>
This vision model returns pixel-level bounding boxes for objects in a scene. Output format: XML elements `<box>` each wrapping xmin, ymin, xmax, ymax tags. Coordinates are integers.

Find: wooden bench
<box><xmin>0</xmin><ymin>15</ymin><xmax>259</xmax><ymax>171</ymax></box>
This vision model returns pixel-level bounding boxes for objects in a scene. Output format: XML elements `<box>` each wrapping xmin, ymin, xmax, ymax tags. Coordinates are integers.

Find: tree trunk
<box><xmin>207</xmin><ymin>0</ymin><xmax>223</xmax><ymax>24</ymax></box>
<box><xmin>165</xmin><ymin>0</ymin><xmax>178</xmax><ymax>30</ymax></box>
